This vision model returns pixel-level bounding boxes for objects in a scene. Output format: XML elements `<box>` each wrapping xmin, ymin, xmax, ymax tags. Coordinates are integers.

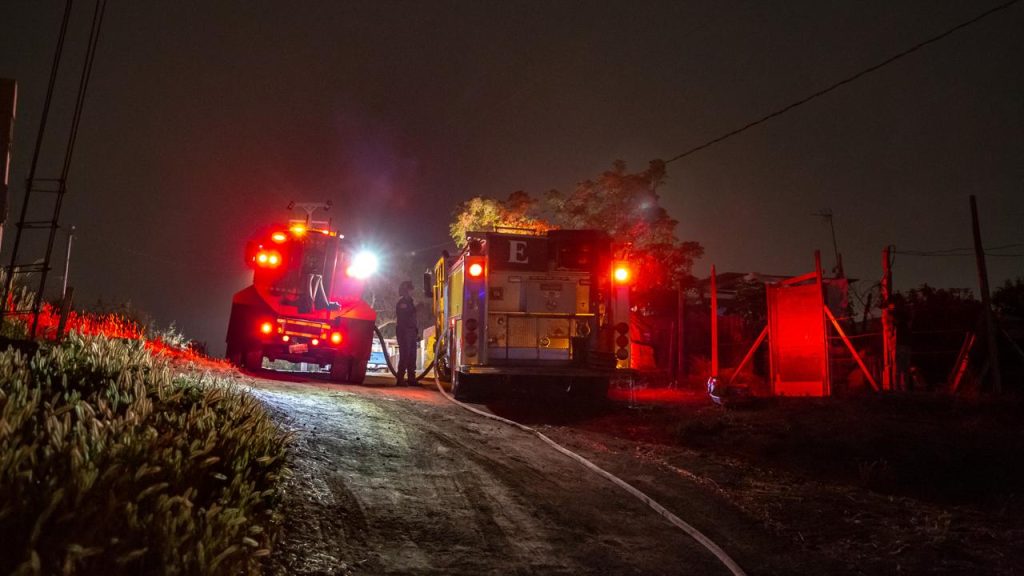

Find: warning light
<box><xmin>468</xmin><ymin>262</ymin><xmax>484</xmax><ymax>278</ymax></box>
<box><xmin>330</xmin><ymin>332</ymin><xmax>342</xmax><ymax>345</ymax></box>
<box><xmin>271</xmin><ymin>232</ymin><xmax>287</xmax><ymax>243</ymax></box>
<box><xmin>346</xmin><ymin>251</ymin><xmax>379</xmax><ymax>279</ymax></box>
<box><xmin>255</xmin><ymin>250</ymin><xmax>282</xmax><ymax>268</ymax></box>
<box><xmin>290</xmin><ymin>224</ymin><xmax>306</xmax><ymax>235</ymax></box>
<box><xmin>311</xmin><ymin>338</ymin><xmax>320</xmax><ymax>346</ymax></box>
<box><xmin>613</xmin><ymin>263</ymin><xmax>630</xmax><ymax>284</ymax></box>
<box><xmin>260</xmin><ymin>321</ymin><xmax>273</xmax><ymax>334</ymax></box>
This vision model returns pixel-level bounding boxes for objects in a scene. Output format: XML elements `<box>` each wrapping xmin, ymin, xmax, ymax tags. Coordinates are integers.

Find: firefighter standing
<box><xmin>395</xmin><ymin>280</ymin><xmax>419</xmax><ymax>386</ymax></box>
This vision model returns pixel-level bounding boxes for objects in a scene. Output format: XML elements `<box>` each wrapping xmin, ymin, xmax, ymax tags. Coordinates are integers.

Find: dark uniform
<box><xmin>395</xmin><ymin>287</ymin><xmax>418</xmax><ymax>386</ymax></box>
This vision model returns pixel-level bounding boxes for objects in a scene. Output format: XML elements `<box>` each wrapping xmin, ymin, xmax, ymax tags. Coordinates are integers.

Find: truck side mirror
<box><xmin>423</xmin><ymin>271</ymin><xmax>433</xmax><ymax>299</ymax></box>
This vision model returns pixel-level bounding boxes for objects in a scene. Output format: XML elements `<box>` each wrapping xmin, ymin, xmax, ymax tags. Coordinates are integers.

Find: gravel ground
<box><xmin>244</xmin><ymin>373</ymin><xmax>801</xmax><ymax>575</ymax></box>
<box><xmin>241</xmin><ymin>371</ymin><xmax>1020</xmax><ymax>575</ymax></box>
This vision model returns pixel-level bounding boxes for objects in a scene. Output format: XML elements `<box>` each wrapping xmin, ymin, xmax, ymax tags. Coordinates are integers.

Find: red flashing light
<box><xmin>255</xmin><ymin>250</ymin><xmax>282</xmax><ymax>268</ymax></box>
<box><xmin>330</xmin><ymin>332</ymin><xmax>342</xmax><ymax>345</ymax></box>
<box><xmin>468</xmin><ymin>262</ymin><xmax>484</xmax><ymax>278</ymax></box>
<box><xmin>260</xmin><ymin>321</ymin><xmax>273</xmax><ymax>335</ymax></box>
<box><xmin>613</xmin><ymin>264</ymin><xmax>630</xmax><ymax>284</ymax></box>
<box><xmin>271</xmin><ymin>232</ymin><xmax>287</xmax><ymax>243</ymax></box>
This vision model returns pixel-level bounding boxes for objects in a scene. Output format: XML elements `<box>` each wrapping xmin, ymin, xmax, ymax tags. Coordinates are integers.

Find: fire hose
<box><xmin>370</xmin><ymin>325</ymin><xmax>746</xmax><ymax>576</ymax></box>
<box><xmin>373</xmin><ymin>324</ymin><xmax>435</xmax><ymax>382</ymax></box>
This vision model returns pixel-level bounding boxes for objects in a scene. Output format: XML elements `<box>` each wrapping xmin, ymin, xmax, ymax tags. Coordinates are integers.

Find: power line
<box><xmin>665</xmin><ymin>0</ymin><xmax>1022</xmax><ymax>164</ymax></box>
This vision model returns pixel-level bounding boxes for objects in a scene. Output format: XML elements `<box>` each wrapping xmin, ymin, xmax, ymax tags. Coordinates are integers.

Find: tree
<box><xmin>547</xmin><ymin>160</ymin><xmax>703</xmax><ymax>287</ymax></box>
<box><xmin>448</xmin><ymin>160</ymin><xmax>703</xmax><ymax>287</ymax></box>
<box><xmin>449</xmin><ymin>191</ymin><xmax>554</xmax><ymax>248</ymax></box>
<box><xmin>893</xmin><ymin>284</ymin><xmax>981</xmax><ymax>334</ymax></box>
<box><xmin>993</xmin><ymin>277</ymin><xmax>1024</xmax><ymax>319</ymax></box>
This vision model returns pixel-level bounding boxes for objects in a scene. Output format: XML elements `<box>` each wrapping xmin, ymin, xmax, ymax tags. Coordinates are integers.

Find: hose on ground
<box><xmin>373</xmin><ymin>324</ymin><xmax>435</xmax><ymax>382</ymax></box>
<box><xmin>428</xmin><ymin>349</ymin><xmax>746</xmax><ymax>576</ymax></box>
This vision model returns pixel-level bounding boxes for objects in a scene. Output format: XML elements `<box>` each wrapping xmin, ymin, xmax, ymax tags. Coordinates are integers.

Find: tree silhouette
<box><xmin>449</xmin><ymin>160</ymin><xmax>703</xmax><ymax>287</ymax></box>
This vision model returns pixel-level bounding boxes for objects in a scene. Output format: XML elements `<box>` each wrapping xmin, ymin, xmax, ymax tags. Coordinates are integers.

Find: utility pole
<box><xmin>881</xmin><ymin>246</ymin><xmax>895</xmax><ymax>391</ymax></box>
<box><xmin>62</xmin><ymin>225</ymin><xmax>74</xmax><ymax>300</ymax></box>
<box><xmin>970</xmin><ymin>195</ymin><xmax>1001</xmax><ymax>393</ymax></box>
<box><xmin>676</xmin><ymin>286</ymin><xmax>686</xmax><ymax>383</ymax></box>
<box><xmin>710</xmin><ymin>265</ymin><xmax>719</xmax><ymax>378</ymax></box>
<box><xmin>0</xmin><ymin>79</ymin><xmax>15</xmax><ymax>258</ymax></box>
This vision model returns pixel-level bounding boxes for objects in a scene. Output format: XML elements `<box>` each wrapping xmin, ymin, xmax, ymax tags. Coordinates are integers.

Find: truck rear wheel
<box><xmin>347</xmin><ymin>357</ymin><xmax>368</xmax><ymax>384</ymax></box>
<box><xmin>225</xmin><ymin>339</ymin><xmax>244</xmax><ymax>367</ymax></box>
<box><xmin>243</xmin><ymin>347</ymin><xmax>264</xmax><ymax>371</ymax></box>
<box><xmin>330</xmin><ymin>355</ymin><xmax>352</xmax><ymax>383</ymax></box>
<box><xmin>451</xmin><ymin>371</ymin><xmax>475</xmax><ymax>402</ymax></box>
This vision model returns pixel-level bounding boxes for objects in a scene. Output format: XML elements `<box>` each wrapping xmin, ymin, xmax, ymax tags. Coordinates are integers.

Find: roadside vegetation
<box><xmin>0</xmin><ymin>296</ymin><xmax>289</xmax><ymax>575</ymax></box>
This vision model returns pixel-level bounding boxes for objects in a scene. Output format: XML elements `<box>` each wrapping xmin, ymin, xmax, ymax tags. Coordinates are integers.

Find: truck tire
<box><xmin>347</xmin><ymin>357</ymin><xmax>368</xmax><ymax>384</ymax></box>
<box><xmin>244</xmin><ymin>347</ymin><xmax>264</xmax><ymax>371</ymax></box>
<box><xmin>225</xmin><ymin>339</ymin><xmax>244</xmax><ymax>367</ymax></box>
<box><xmin>451</xmin><ymin>371</ymin><xmax>474</xmax><ymax>401</ymax></box>
<box><xmin>330</xmin><ymin>355</ymin><xmax>352</xmax><ymax>383</ymax></box>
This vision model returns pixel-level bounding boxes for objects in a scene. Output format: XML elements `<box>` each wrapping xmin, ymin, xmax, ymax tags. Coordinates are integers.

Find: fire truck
<box><xmin>428</xmin><ymin>229</ymin><xmax>633</xmax><ymax>400</ymax></box>
<box><xmin>225</xmin><ymin>203</ymin><xmax>377</xmax><ymax>383</ymax></box>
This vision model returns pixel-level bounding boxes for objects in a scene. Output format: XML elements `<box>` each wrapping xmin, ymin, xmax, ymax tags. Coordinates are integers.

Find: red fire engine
<box><xmin>428</xmin><ymin>229</ymin><xmax>633</xmax><ymax>400</ymax></box>
<box><xmin>225</xmin><ymin>203</ymin><xmax>377</xmax><ymax>383</ymax></box>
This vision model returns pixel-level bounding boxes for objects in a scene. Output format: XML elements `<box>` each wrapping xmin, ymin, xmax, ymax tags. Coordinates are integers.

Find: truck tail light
<box><xmin>330</xmin><ymin>332</ymin><xmax>342</xmax><ymax>345</ymax></box>
<box><xmin>311</xmin><ymin>338</ymin><xmax>320</xmax><ymax>346</ymax></box>
<box><xmin>271</xmin><ymin>232</ymin><xmax>287</xmax><ymax>243</ymax></box>
<box><xmin>260</xmin><ymin>321</ymin><xmax>274</xmax><ymax>335</ymax></box>
<box><xmin>613</xmin><ymin>262</ymin><xmax>631</xmax><ymax>284</ymax></box>
<box><xmin>255</xmin><ymin>250</ymin><xmax>283</xmax><ymax>268</ymax></box>
<box><xmin>464</xmin><ymin>317</ymin><xmax>479</xmax><ymax>357</ymax></box>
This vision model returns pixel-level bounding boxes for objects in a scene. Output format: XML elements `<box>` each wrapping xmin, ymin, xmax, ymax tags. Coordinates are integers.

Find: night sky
<box><xmin>1</xmin><ymin>1</ymin><xmax>1021</xmax><ymax>353</ymax></box>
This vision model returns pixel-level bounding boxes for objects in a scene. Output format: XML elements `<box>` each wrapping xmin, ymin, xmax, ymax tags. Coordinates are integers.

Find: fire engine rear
<box><xmin>428</xmin><ymin>229</ymin><xmax>633</xmax><ymax>400</ymax></box>
<box><xmin>225</xmin><ymin>206</ymin><xmax>377</xmax><ymax>383</ymax></box>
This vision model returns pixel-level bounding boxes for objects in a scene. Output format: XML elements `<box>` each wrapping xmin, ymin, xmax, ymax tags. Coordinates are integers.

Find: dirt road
<box><xmin>247</xmin><ymin>373</ymin><xmax>800</xmax><ymax>576</ymax></box>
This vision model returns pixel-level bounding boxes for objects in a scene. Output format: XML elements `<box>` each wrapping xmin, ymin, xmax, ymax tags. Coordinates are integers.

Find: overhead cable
<box><xmin>665</xmin><ymin>0</ymin><xmax>1022</xmax><ymax>164</ymax></box>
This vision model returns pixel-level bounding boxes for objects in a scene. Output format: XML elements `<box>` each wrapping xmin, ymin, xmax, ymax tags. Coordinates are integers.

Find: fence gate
<box><xmin>766</xmin><ymin>277</ymin><xmax>829</xmax><ymax>396</ymax></box>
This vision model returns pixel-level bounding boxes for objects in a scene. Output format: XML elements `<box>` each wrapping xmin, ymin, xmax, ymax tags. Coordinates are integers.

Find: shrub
<box><xmin>0</xmin><ymin>333</ymin><xmax>289</xmax><ymax>575</ymax></box>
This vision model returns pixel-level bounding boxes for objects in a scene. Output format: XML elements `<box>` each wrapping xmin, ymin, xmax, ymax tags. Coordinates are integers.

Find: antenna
<box><xmin>812</xmin><ymin>209</ymin><xmax>844</xmax><ymax>277</ymax></box>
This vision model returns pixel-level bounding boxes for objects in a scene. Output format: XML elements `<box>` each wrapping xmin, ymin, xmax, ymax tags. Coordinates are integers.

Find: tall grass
<box><xmin>0</xmin><ymin>333</ymin><xmax>290</xmax><ymax>575</ymax></box>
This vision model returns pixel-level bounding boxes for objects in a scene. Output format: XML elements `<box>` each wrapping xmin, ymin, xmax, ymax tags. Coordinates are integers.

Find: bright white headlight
<box><xmin>346</xmin><ymin>251</ymin><xmax>379</xmax><ymax>279</ymax></box>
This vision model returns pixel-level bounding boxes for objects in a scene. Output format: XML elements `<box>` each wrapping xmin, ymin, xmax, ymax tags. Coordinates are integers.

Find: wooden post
<box><xmin>825</xmin><ymin>305</ymin><xmax>880</xmax><ymax>391</ymax></box>
<box><xmin>970</xmin><ymin>195</ymin><xmax>1001</xmax><ymax>394</ymax></box>
<box><xmin>56</xmin><ymin>286</ymin><xmax>73</xmax><ymax>341</ymax></box>
<box><xmin>815</xmin><ymin>250</ymin><xmax>831</xmax><ymax>395</ymax></box>
<box><xmin>881</xmin><ymin>246</ymin><xmax>895</xmax><ymax>391</ymax></box>
<box><xmin>710</xmin><ymin>265</ymin><xmax>719</xmax><ymax>377</ymax></box>
<box><xmin>676</xmin><ymin>287</ymin><xmax>686</xmax><ymax>382</ymax></box>
<box><xmin>728</xmin><ymin>325</ymin><xmax>768</xmax><ymax>386</ymax></box>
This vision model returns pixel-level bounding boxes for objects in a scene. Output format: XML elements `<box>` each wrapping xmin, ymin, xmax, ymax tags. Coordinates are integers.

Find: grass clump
<box><xmin>0</xmin><ymin>333</ymin><xmax>289</xmax><ymax>575</ymax></box>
